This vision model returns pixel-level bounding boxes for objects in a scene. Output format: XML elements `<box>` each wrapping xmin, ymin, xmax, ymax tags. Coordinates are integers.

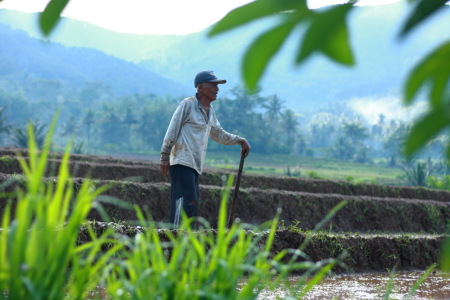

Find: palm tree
<box><xmin>329</xmin><ymin>137</ymin><xmax>355</xmax><ymax>161</ymax></box>
<box><xmin>60</xmin><ymin>116</ymin><xmax>81</xmax><ymax>139</ymax></box>
<box><xmin>99</xmin><ymin>108</ymin><xmax>127</xmax><ymax>147</ymax></box>
<box><xmin>280</xmin><ymin>109</ymin><xmax>299</xmax><ymax>149</ymax></box>
<box><xmin>342</xmin><ymin>121</ymin><xmax>369</xmax><ymax>144</ymax></box>
<box><xmin>11</xmin><ymin>120</ymin><xmax>48</xmax><ymax>149</ymax></box>
<box><xmin>0</xmin><ymin>107</ymin><xmax>13</xmax><ymax>145</ymax></box>
<box><xmin>136</xmin><ymin>107</ymin><xmax>153</xmax><ymax>150</ymax></box>
<box><xmin>73</xmin><ymin>141</ymin><xmax>85</xmax><ymax>154</ymax></box>
<box><xmin>83</xmin><ymin>110</ymin><xmax>95</xmax><ymax>148</ymax></box>
<box><xmin>384</xmin><ymin>122</ymin><xmax>410</xmax><ymax>167</ymax></box>
<box><xmin>79</xmin><ymin>81</ymin><xmax>111</xmax><ymax>108</ymax></box>
<box><xmin>228</xmin><ymin>85</ymin><xmax>262</xmax><ymax>113</ymax></box>
<box><xmin>400</xmin><ymin>158</ymin><xmax>435</xmax><ymax>187</ymax></box>
<box><xmin>123</xmin><ymin>107</ymin><xmax>138</xmax><ymax>149</ymax></box>
<box><xmin>262</xmin><ymin>94</ymin><xmax>285</xmax><ymax>123</ymax></box>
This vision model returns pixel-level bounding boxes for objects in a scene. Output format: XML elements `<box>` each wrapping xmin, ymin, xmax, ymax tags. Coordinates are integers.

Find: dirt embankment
<box><xmin>1</xmin><ymin>156</ymin><xmax>449</xmax><ymax>233</ymax></box>
<box><xmin>1</xmin><ymin>149</ymin><xmax>450</xmax><ymax>202</ymax></box>
<box><xmin>77</xmin><ymin>222</ymin><xmax>445</xmax><ymax>274</ymax></box>
<box><xmin>1</xmin><ymin>148</ymin><xmax>449</xmax><ymax>273</ymax></box>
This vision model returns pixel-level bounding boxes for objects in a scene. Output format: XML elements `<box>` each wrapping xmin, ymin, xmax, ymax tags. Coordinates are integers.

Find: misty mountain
<box><xmin>0</xmin><ymin>3</ymin><xmax>449</xmax><ymax>111</ymax></box>
<box><xmin>0</xmin><ymin>22</ymin><xmax>190</xmax><ymax>99</ymax></box>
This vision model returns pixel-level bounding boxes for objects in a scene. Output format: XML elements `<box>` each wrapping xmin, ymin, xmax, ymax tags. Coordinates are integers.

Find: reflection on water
<box><xmin>304</xmin><ymin>271</ymin><xmax>450</xmax><ymax>299</ymax></box>
<box><xmin>259</xmin><ymin>271</ymin><xmax>450</xmax><ymax>300</ymax></box>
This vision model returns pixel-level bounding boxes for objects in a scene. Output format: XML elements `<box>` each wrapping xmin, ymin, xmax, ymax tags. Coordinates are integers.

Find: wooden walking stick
<box><xmin>228</xmin><ymin>152</ymin><xmax>245</xmax><ymax>228</ymax></box>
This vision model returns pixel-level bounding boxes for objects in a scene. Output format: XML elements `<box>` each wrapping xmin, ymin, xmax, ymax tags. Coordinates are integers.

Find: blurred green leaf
<box><xmin>404</xmin><ymin>41</ymin><xmax>450</xmax><ymax>107</ymax></box>
<box><xmin>399</xmin><ymin>0</ymin><xmax>448</xmax><ymax>38</ymax></box>
<box><xmin>404</xmin><ymin>104</ymin><xmax>450</xmax><ymax>157</ymax></box>
<box><xmin>39</xmin><ymin>0</ymin><xmax>70</xmax><ymax>36</ymax></box>
<box><xmin>242</xmin><ymin>19</ymin><xmax>297</xmax><ymax>91</ymax></box>
<box><xmin>297</xmin><ymin>4</ymin><xmax>355</xmax><ymax>65</ymax></box>
<box><xmin>441</xmin><ymin>237</ymin><xmax>450</xmax><ymax>271</ymax></box>
<box><xmin>208</xmin><ymin>0</ymin><xmax>309</xmax><ymax>37</ymax></box>
<box><xmin>447</xmin><ymin>143</ymin><xmax>450</xmax><ymax>161</ymax></box>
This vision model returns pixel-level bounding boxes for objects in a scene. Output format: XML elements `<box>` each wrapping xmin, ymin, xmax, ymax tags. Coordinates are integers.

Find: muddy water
<box><xmin>88</xmin><ymin>271</ymin><xmax>449</xmax><ymax>299</ymax></box>
<box><xmin>258</xmin><ymin>271</ymin><xmax>450</xmax><ymax>299</ymax></box>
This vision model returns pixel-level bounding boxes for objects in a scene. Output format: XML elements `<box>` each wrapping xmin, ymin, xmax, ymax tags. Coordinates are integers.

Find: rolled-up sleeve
<box><xmin>210</xmin><ymin>115</ymin><xmax>245</xmax><ymax>145</ymax></box>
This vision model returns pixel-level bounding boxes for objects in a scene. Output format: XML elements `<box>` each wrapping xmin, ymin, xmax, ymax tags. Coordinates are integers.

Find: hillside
<box><xmin>1</xmin><ymin>3</ymin><xmax>449</xmax><ymax>110</ymax></box>
<box><xmin>0</xmin><ymin>23</ymin><xmax>191</xmax><ymax>99</ymax></box>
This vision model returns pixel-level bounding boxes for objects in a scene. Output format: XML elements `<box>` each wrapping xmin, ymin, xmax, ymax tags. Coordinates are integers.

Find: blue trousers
<box><xmin>169</xmin><ymin>164</ymin><xmax>199</xmax><ymax>226</ymax></box>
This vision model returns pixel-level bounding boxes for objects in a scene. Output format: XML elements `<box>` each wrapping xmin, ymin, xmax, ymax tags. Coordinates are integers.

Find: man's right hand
<box><xmin>160</xmin><ymin>161</ymin><xmax>170</xmax><ymax>177</ymax></box>
<box><xmin>239</xmin><ymin>139</ymin><xmax>251</xmax><ymax>158</ymax></box>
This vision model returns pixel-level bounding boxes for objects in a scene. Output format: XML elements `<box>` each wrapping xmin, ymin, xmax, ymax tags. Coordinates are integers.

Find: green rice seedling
<box><xmin>383</xmin><ymin>268</ymin><xmax>396</xmax><ymax>300</ymax></box>
<box><xmin>299</xmin><ymin>200</ymin><xmax>348</xmax><ymax>253</ymax></box>
<box><xmin>104</xmin><ymin>177</ymin><xmax>273</xmax><ymax>299</ymax></box>
<box><xmin>0</xmin><ymin>119</ymin><xmax>349</xmax><ymax>299</ymax></box>
<box><xmin>0</xmin><ymin>119</ymin><xmax>120</xmax><ymax>300</ymax></box>
<box><xmin>103</xmin><ymin>176</ymin><xmax>342</xmax><ymax>299</ymax></box>
<box><xmin>442</xmin><ymin>236</ymin><xmax>450</xmax><ymax>272</ymax></box>
<box><xmin>277</xmin><ymin>201</ymin><xmax>347</xmax><ymax>298</ymax></box>
<box><xmin>405</xmin><ymin>264</ymin><xmax>437</xmax><ymax>299</ymax></box>
<box><xmin>381</xmin><ymin>264</ymin><xmax>437</xmax><ymax>299</ymax></box>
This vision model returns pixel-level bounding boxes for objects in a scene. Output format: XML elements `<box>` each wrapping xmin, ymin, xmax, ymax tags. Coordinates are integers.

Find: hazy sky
<box><xmin>0</xmin><ymin>0</ymin><xmax>400</xmax><ymax>35</ymax></box>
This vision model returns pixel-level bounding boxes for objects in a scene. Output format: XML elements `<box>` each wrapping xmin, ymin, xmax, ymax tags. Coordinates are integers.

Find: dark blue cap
<box><xmin>194</xmin><ymin>70</ymin><xmax>226</xmax><ymax>88</ymax></box>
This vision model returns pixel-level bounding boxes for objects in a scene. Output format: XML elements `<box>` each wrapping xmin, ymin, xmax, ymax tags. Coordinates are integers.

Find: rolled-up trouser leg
<box><xmin>169</xmin><ymin>164</ymin><xmax>199</xmax><ymax>226</ymax></box>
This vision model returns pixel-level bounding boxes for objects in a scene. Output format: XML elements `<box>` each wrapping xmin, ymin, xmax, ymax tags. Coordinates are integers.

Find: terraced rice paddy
<box><xmin>0</xmin><ymin>147</ymin><xmax>449</xmax><ymax>298</ymax></box>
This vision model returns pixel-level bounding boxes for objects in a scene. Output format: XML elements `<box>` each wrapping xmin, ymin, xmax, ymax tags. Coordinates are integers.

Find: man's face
<box><xmin>199</xmin><ymin>82</ymin><xmax>219</xmax><ymax>101</ymax></box>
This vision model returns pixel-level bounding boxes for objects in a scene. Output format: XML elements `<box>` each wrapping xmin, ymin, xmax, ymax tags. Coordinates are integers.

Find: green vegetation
<box><xmin>208</xmin><ymin>0</ymin><xmax>450</xmax><ymax>277</ymax></box>
<box><xmin>10</xmin><ymin>120</ymin><xmax>48</xmax><ymax>149</ymax></box>
<box><xmin>0</xmin><ymin>107</ymin><xmax>12</xmax><ymax>145</ymax></box>
<box><xmin>3</xmin><ymin>92</ymin><xmax>444</xmax><ymax>191</ymax></box>
<box><xmin>206</xmin><ymin>151</ymin><xmax>404</xmax><ymax>185</ymax></box>
<box><xmin>0</xmin><ymin>123</ymin><xmax>442</xmax><ymax>298</ymax></box>
<box><xmin>406</xmin><ymin>264</ymin><xmax>439</xmax><ymax>298</ymax></box>
<box><xmin>209</xmin><ymin>0</ymin><xmax>450</xmax><ymax>163</ymax></box>
<box><xmin>1</xmin><ymin>90</ymin><xmax>438</xmax><ymax>185</ymax></box>
<box><xmin>0</xmin><ymin>121</ymin><xmax>345</xmax><ymax>299</ymax></box>
<box><xmin>2</xmin><ymin>1</ymin><xmax>448</xmax><ymax>296</ymax></box>
<box><xmin>204</xmin><ymin>0</ymin><xmax>450</xmax><ymax>186</ymax></box>
<box><xmin>0</xmin><ymin>120</ymin><xmax>115</xmax><ymax>299</ymax></box>
<box><xmin>427</xmin><ymin>175</ymin><xmax>450</xmax><ymax>191</ymax></box>
<box><xmin>0</xmin><ymin>22</ymin><xmax>446</xmax><ymax>187</ymax></box>
<box><xmin>0</xmin><ymin>156</ymin><xmax>14</xmax><ymax>166</ymax></box>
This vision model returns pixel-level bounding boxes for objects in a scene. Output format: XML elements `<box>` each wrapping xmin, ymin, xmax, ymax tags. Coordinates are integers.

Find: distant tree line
<box><xmin>0</xmin><ymin>81</ymin><xmax>448</xmax><ymax>182</ymax></box>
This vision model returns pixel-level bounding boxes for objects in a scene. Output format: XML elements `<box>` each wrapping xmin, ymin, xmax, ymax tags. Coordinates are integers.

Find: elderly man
<box><xmin>160</xmin><ymin>70</ymin><xmax>251</xmax><ymax>226</ymax></box>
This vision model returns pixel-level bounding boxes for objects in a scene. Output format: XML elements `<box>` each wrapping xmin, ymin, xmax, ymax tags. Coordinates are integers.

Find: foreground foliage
<box><xmin>0</xmin><ymin>122</ymin><xmax>341</xmax><ymax>299</ymax></box>
<box><xmin>208</xmin><ymin>0</ymin><xmax>450</xmax><ymax>162</ymax></box>
<box><xmin>0</xmin><ymin>122</ymin><xmax>115</xmax><ymax>299</ymax></box>
<box><xmin>208</xmin><ymin>0</ymin><xmax>450</xmax><ymax>268</ymax></box>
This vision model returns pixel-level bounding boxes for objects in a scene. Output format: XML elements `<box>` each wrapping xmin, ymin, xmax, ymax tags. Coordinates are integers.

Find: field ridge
<box><xmin>1</xmin><ymin>148</ymin><xmax>449</xmax><ymax>273</ymax></box>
